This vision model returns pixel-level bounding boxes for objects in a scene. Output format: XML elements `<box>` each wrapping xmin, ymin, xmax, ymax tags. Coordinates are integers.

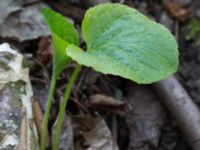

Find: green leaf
<box><xmin>42</xmin><ymin>8</ymin><xmax>79</xmax><ymax>78</ymax></box>
<box><xmin>67</xmin><ymin>4</ymin><xmax>178</xmax><ymax>84</ymax></box>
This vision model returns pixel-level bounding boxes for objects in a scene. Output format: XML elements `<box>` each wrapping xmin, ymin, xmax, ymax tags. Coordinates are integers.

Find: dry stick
<box><xmin>19</xmin><ymin>107</ymin><xmax>27</xmax><ymax>150</ymax></box>
<box><xmin>152</xmin><ymin>76</ymin><xmax>200</xmax><ymax>150</ymax></box>
<box><xmin>32</xmin><ymin>100</ymin><xmax>50</xmax><ymax>146</ymax></box>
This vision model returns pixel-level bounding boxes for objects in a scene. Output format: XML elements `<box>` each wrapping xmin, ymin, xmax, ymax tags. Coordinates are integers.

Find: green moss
<box><xmin>185</xmin><ymin>19</ymin><xmax>200</xmax><ymax>46</ymax></box>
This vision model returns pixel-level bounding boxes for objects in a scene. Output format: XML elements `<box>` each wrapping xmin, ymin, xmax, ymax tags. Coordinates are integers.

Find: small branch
<box><xmin>19</xmin><ymin>107</ymin><xmax>27</xmax><ymax>150</ymax></box>
<box><xmin>152</xmin><ymin>75</ymin><xmax>200</xmax><ymax>150</ymax></box>
<box><xmin>32</xmin><ymin>100</ymin><xmax>50</xmax><ymax>146</ymax></box>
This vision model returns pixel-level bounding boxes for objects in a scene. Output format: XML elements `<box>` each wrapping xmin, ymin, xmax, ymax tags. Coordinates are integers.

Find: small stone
<box><xmin>0</xmin><ymin>3</ymin><xmax>50</xmax><ymax>41</ymax></box>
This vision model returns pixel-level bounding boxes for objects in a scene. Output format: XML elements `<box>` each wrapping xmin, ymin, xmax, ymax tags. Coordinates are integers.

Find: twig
<box><xmin>152</xmin><ymin>75</ymin><xmax>200</xmax><ymax>150</ymax></box>
<box><xmin>32</xmin><ymin>100</ymin><xmax>50</xmax><ymax>146</ymax></box>
<box><xmin>111</xmin><ymin>115</ymin><xmax>118</xmax><ymax>140</ymax></box>
<box><xmin>70</xmin><ymin>96</ymin><xmax>89</xmax><ymax>114</ymax></box>
<box><xmin>19</xmin><ymin>107</ymin><xmax>27</xmax><ymax>150</ymax></box>
<box><xmin>34</xmin><ymin>58</ymin><xmax>50</xmax><ymax>83</ymax></box>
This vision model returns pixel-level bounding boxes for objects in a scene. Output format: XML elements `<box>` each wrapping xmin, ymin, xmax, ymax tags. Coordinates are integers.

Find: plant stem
<box><xmin>41</xmin><ymin>73</ymin><xmax>57</xmax><ymax>150</ymax></box>
<box><xmin>53</xmin><ymin>65</ymin><xmax>81</xmax><ymax>150</ymax></box>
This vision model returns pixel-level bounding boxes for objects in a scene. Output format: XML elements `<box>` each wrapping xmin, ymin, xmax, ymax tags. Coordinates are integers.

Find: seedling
<box><xmin>41</xmin><ymin>3</ymin><xmax>178</xmax><ymax>150</ymax></box>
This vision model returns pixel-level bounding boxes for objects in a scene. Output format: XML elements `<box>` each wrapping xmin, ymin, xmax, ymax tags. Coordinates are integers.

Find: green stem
<box><xmin>41</xmin><ymin>73</ymin><xmax>57</xmax><ymax>150</ymax></box>
<box><xmin>53</xmin><ymin>65</ymin><xmax>81</xmax><ymax>150</ymax></box>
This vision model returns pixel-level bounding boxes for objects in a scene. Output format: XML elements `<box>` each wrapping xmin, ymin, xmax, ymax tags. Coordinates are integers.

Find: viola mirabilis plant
<box><xmin>41</xmin><ymin>3</ymin><xmax>178</xmax><ymax>150</ymax></box>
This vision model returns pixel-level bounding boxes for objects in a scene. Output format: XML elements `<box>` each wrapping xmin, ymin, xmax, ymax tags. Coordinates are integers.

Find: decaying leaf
<box><xmin>72</xmin><ymin>115</ymin><xmax>119</xmax><ymax>150</ymax></box>
<box><xmin>164</xmin><ymin>0</ymin><xmax>191</xmax><ymax>21</ymax></box>
<box><xmin>36</xmin><ymin>36</ymin><xmax>53</xmax><ymax>65</ymax></box>
<box><xmin>52</xmin><ymin>114</ymin><xmax>74</xmax><ymax>150</ymax></box>
<box><xmin>124</xmin><ymin>83</ymin><xmax>166</xmax><ymax>149</ymax></box>
<box><xmin>51</xmin><ymin>114</ymin><xmax>118</xmax><ymax>150</ymax></box>
<box><xmin>88</xmin><ymin>94</ymin><xmax>124</xmax><ymax>114</ymax></box>
<box><xmin>89</xmin><ymin>94</ymin><xmax>124</xmax><ymax>107</ymax></box>
<box><xmin>0</xmin><ymin>43</ymin><xmax>39</xmax><ymax>149</ymax></box>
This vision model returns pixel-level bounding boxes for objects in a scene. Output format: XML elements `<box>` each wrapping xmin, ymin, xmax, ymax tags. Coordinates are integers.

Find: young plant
<box><xmin>41</xmin><ymin>3</ymin><xmax>178</xmax><ymax>150</ymax></box>
<box><xmin>41</xmin><ymin>8</ymin><xmax>79</xmax><ymax>150</ymax></box>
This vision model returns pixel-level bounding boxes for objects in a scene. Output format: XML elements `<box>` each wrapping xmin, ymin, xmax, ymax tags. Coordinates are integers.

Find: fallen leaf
<box><xmin>36</xmin><ymin>36</ymin><xmax>53</xmax><ymax>65</ymax></box>
<box><xmin>88</xmin><ymin>94</ymin><xmax>125</xmax><ymax>114</ymax></box>
<box><xmin>72</xmin><ymin>115</ymin><xmax>119</xmax><ymax>150</ymax></box>
<box><xmin>164</xmin><ymin>0</ymin><xmax>191</xmax><ymax>21</ymax></box>
<box><xmin>124</xmin><ymin>83</ymin><xmax>166</xmax><ymax>149</ymax></box>
<box><xmin>52</xmin><ymin>114</ymin><xmax>74</xmax><ymax>150</ymax></box>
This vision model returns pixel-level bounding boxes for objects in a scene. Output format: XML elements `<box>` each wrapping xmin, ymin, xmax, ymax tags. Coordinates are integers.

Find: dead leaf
<box><xmin>88</xmin><ymin>94</ymin><xmax>125</xmax><ymax>115</ymax></box>
<box><xmin>52</xmin><ymin>114</ymin><xmax>74</xmax><ymax>150</ymax></box>
<box><xmin>36</xmin><ymin>36</ymin><xmax>53</xmax><ymax>65</ymax></box>
<box><xmin>124</xmin><ymin>83</ymin><xmax>166</xmax><ymax>149</ymax></box>
<box><xmin>164</xmin><ymin>0</ymin><xmax>191</xmax><ymax>21</ymax></box>
<box><xmin>72</xmin><ymin>115</ymin><xmax>119</xmax><ymax>150</ymax></box>
<box><xmin>89</xmin><ymin>94</ymin><xmax>124</xmax><ymax>107</ymax></box>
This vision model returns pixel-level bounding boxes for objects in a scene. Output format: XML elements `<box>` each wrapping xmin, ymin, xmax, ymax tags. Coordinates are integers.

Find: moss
<box><xmin>0</xmin><ymin>52</ymin><xmax>15</xmax><ymax>71</ymax></box>
<box><xmin>185</xmin><ymin>19</ymin><xmax>200</xmax><ymax>46</ymax></box>
<box><xmin>8</xmin><ymin>80</ymin><xmax>26</xmax><ymax>110</ymax></box>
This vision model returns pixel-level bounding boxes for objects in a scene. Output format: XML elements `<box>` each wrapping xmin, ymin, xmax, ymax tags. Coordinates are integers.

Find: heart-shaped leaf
<box><xmin>66</xmin><ymin>4</ymin><xmax>178</xmax><ymax>84</ymax></box>
<box><xmin>42</xmin><ymin>8</ymin><xmax>79</xmax><ymax>78</ymax></box>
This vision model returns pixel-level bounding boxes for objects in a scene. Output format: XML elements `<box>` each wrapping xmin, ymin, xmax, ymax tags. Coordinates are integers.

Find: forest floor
<box><xmin>1</xmin><ymin>0</ymin><xmax>200</xmax><ymax>150</ymax></box>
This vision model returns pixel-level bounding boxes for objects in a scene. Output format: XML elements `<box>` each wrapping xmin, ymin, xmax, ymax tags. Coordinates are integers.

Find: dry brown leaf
<box><xmin>72</xmin><ymin>115</ymin><xmax>119</xmax><ymax>150</ymax></box>
<box><xmin>124</xmin><ymin>83</ymin><xmax>166</xmax><ymax>149</ymax></box>
<box><xmin>164</xmin><ymin>0</ymin><xmax>191</xmax><ymax>21</ymax></box>
<box><xmin>88</xmin><ymin>94</ymin><xmax>124</xmax><ymax>107</ymax></box>
<box><xmin>52</xmin><ymin>114</ymin><xmax>74</xmax><ymax>150</ymax></box>
<box><xmin>36</xmin><ymin>36</ymin><xmax>53</xmax><ymax>65</ymax></box>
<box><xmin>88</xmin><ymin>94</ymin><xmax>125</xmax><ymax>115</ymax></box>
